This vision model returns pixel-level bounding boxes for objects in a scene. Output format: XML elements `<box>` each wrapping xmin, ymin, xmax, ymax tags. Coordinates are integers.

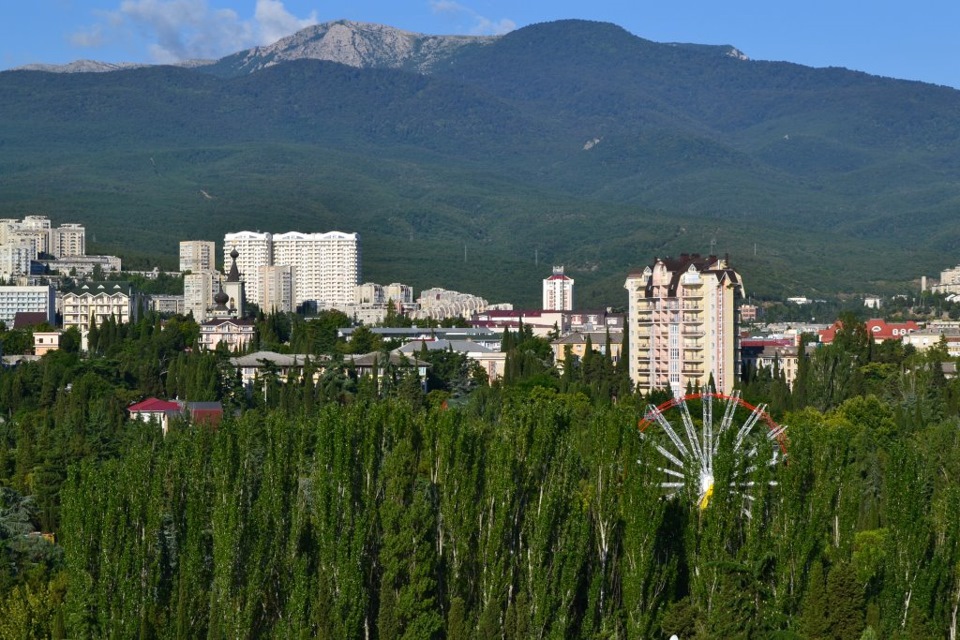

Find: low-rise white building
<box><xmin>61</xmin><ymin>281</ymin><xmax>138</xmax><ymax>332</ymax></box>
<box><xmin>0</xmin><ymin>285</ymin><xmax>55</xmax><ymax>327</ymax></box>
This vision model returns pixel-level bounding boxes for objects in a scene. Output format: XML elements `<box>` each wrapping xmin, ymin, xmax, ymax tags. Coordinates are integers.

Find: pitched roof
<box><xmin>12</xmin><ymin>312</ymin><xmax>49</xmax><ymax>329</ymax></box>
<box><xmin>62</xmin><ymin>281</ymin><xmax>133</xmax><ymax>296</ymax></box>
<box><xmin>230</xmin><ymin>351</ymin><xmax>323</xmax><ymax>367</ymax></box>
<box><xmin>128</xmin><ymin>397</ymin><xmax>181</xmax><ymax>413</ymax></box>
<box><xmin>346</xmin><ymin>352</ymin><xmax>430</xmax><ymax>368</ymax></box>
<box><xmin>396</xmin><ymin>339</ymin><xmax>494</xmax><ymax>354</ymax></box>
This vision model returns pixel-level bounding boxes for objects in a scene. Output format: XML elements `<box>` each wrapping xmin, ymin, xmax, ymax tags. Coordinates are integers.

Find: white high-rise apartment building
<box><xmin>260</xmin><ymin>265</ymin><xmax>295</xmax><ymax>313</ymax></box>
<box><xmin>180</xmin><ymin>240</ymin><xmax>216</xmax><ymax>273</ymax></box>
<box><xmin>272</xmin><ymin>231</ymin><xmax>360</xmax><ymax>308</ymax></box>
<box><xmin>223</xmin><ymin>232</ymin><xmax>272</xmax><ymax>307</ymax></box>
<box><xmin>624</xmin><ymin>254</ymin><xmax>743</xmax><ymax>397</ymax></box>
<box><xmin>222</xmin><ymin>230</ymin><xmax>359</xmax><ymax>311</ymax></box>
<box><xmin>543</xmin><ymin>266</ymin><xmax>574</xmax><ymax>310</ymax></box>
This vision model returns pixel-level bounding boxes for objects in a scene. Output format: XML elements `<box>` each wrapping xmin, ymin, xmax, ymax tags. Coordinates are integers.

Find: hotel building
<box><xmin>624</xmin><ymin>254</ymin><xmax>743</xmax><ymax>396</ymax></box>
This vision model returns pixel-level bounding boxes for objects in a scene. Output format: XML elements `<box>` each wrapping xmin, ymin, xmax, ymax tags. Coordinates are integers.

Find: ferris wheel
<box><xmin>638</xmin><ymin>387</ymin><xmax>787</xmax><ymax>517</ymax></box>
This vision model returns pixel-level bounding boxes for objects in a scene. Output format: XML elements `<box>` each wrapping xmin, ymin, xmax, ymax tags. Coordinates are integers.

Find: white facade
<box><xmin>224</xmin><ymin>230</ymin><xmax>359</xmax><ymax>311</ymax></box>
<box><xmin>0</xmin><ymin>285</ymin><xmax>55</xmax><ymax>327</ymax></box>
<box><xmin>42</xmin><ymin>255</ymin><xmax>121</xmax><ymax>276</ymax></box>
<box><xmin>61</xmin><ymin>282</ymin><xmax>137</xmax><ymax>332</ymax></box>
<box><xmin>223</xmin><ymin>232</ymin><xmax>272</xmax><ymax>306</ymax></box>
<box><xmin>273</xmin><ymin>231</ymin><xmax>359</xmax><ymax>308</ymax></box>
<box><xmin>260</xmin><ymin>265</ymin><xmax>295</xmax><ymax>313</ymax></box>
<box><xmin>0</xmin><ymin>243</ymin><xmax>37</xmax><ymax>281</ymax></box>
<box><xmin>179</xmin><ymin>240</ymin><xmax>216</xmax><ymax>273</ymax></box>
<box><xmin>543</xmin><ymin>266</ymin><xmax>574</xmax><ymax>310</ymax></box>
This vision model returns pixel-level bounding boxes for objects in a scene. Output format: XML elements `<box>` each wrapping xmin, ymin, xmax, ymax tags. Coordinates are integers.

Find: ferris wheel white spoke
<box><xmin>734</xmin><ymin>403</ymin><xmax>767</xmax><ymax>452</ymax></box>
<box><xmin>655</xmin><ymin>444</ymin><xmax>685</xmax><ymax>469</ymax></box>
<box><xmin>648</xmin><ymin>405</ymin><xmax>690</xmax><ymax>460</ymax></box>
<box><xmin>719</xmin><ymin>390</ymin><xmax>741</xmax><ymax>435</ymax></box>
<box><xmin>660</xmin><ymin>482</ymin><xmax>685</xmax><ymax>488</ymax></box>
<box><xmin>701</xmin><ymin>386</ymin><xmax>714</xmax><ymax>475</ymax></box>
<box><xmin>767</xmin><ymin>425</ymin><xmax>787</xmax><ymax>442</ymax></box>
<box><xmin>678</xmin><ymin>400</ymin><xmax>704</xmax><ymax>464</ymax></box>
<box><xmin>659</xmin><ymin>467</ymin><xmax>685</xmax><ymax>479</ymax></box>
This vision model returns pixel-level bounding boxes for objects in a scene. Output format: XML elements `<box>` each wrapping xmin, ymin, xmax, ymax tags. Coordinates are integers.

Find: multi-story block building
<box><xmin>0</xmin><ymin>243</ymin><xmax>37</xmax><ymax>281</ymax></box>
<box><xmin>184</xmin><ymin>271</ymin><xmax>218</xmax><ymax>322</ymax></box>
<box><xmin>52</xmin><ymin>223</ymin><xmax>85</xmax><ymax>257</ymax></box>
<box><xmin>384</xmin><ymin>283</ymin><xmax>414</xmax><ymax>306</ymax></box>
<box><xmin>179</xmin><ymin>240</ymin><xmax>216</xmax><ymax>273</ymax></box>
<box><xmin>624</xmin><ymin>254</ymin><xmax>743</xmax><ymax>396</ymax></box>
<box><xmin>260</xmin><ymin>265</ymin><xmax>295</xmax><ymax>313</ymax></box>
<box><xmin>224</xmin><ymin>230</ymin><xmax>359</xmax><ymax>311</ymax></box>
<box><xmin>543</xmin><ymin>265</ymin><xmax>574</xmax><ymax>310</ymax></box>
<box><xmin>0</xmin><ymin>285</ymin><xmax>55</xmax><ymax>327</ymax></box>
<box><xmin>41</xmin><ymin>255</ymin><xmax>121</xmax><ymax>277</ymax></box>
<box><xmin>147</xmin><ymin>294</ymin><xmax>186</xmax><ymax>315</ymax></box>
<box><xmin>223</xmin><ymin>231</ymin><xmax>272</xmax><ymax>306</ymax></box>
<box><xmin>61</xmin><ymin>281</ymin><xmax>138</xmax><ymax>333</ymax></box>
<box><xmin>355</xmin><ymin>282</ymin><xmax>385</xmax><ymax>306</ymax></box>
<box><xmin>0</xmin><ymin>216</ymin><xmax>86</xmax><ymax>259</ymax></box>
<box><xmin>272</xmin><ymin>231</ymin><xmax>359</xmax><ymax>309</ymax></box>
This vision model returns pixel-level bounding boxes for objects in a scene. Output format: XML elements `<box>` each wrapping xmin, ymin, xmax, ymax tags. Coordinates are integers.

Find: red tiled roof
<box><xmin>819</xmin><ymin>319</ymin><xmax>920</xmax><ymax>344</ymax></box>
<box><xmin>128</xmin><ymin>397</ymin><xmax>182</xmax><ymax>413</ymax></box>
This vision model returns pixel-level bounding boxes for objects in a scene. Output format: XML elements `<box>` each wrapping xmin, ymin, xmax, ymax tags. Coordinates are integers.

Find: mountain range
<box><xmin>3</xmin><ymin>19</ymin><xmax>959</xmax><ymax>305</ymax></box>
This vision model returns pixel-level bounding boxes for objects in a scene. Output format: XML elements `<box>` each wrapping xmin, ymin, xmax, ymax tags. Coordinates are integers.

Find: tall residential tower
<box><xmin>624</xmin><ymin>254</ymin><xmax>743</xmax><ymax>396</ymax></box>
<box><xmin>543</xmin><ymin>266</ymin><xmax>574</xmax><ymax>310</ymax></box>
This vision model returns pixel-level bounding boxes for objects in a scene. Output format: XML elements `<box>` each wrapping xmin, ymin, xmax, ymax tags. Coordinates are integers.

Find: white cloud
<box><xmin>429</xmin><ymin>0</ymin><xmax>515</xmax><ymax>36</ymax></box>
<box><xmin>255</xmin><ymin>0</ymin><xmax>318</xmax><ymax>44</ymax></box>
<box><xmin>70</xmin><ymin>24</ymin><xmax>105</xmax><ymax>48</ymax></box>
<box><xmin>72</xmin><ymin>0</ymin><xmax>318</xmax><ymax>63</ymax></box>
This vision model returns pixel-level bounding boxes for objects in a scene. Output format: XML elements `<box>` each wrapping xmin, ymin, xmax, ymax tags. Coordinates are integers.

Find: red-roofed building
<box><xmin>819</xmin><ymin>319</ymin><xmax>920</xmax><ymax>344</ymax></box>
<box><xmin>127</xmin><ymin>398</ymin><xmax>183</xmax><ymax>434</ymax></box>
<box><xmin>128</xmin><ymin>398</ymin><xmax>223</xmax><ymax>434</ymax></box>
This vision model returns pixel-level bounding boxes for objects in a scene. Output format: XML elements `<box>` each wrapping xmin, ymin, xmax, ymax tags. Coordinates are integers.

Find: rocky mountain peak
<box><xmin>226</xmin><ymin>20</ymin><xmax>498</xmax><ymax>75</ymax></box>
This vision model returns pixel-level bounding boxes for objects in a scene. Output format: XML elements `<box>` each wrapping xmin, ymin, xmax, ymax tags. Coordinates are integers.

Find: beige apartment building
<box><xmin>624</xmin><ymin>254</ymin><xmax>743</xmax><ymax>396</ymax></box>
<box><xmin>179</xmin><ymin>240</ymin><xmax>216</xmax><ymax>273</ymax></box>
<box><xmin>61</xmin><ymin>281</ymin><xmax>138</xmax><ymax>333</ymax></box>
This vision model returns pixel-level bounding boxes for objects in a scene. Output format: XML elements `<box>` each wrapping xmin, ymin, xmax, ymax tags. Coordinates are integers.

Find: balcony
<box><xmin>682</xmin><ymin>327</ymin><xmax>705</xmax><ymax>336</ymax></box>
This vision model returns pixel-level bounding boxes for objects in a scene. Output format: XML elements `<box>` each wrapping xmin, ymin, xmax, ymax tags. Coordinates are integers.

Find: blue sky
<box><xmin>3</xmin><ymin>0</ymin><xmax>959</xmax><ymax>88</ymax></box>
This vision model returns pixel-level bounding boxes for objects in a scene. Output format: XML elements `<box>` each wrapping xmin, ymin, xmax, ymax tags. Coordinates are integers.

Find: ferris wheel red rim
<box><xmin>638</xmin><ymin>392</ymin><xmax>788</xmax><ymax>454</ymax></box>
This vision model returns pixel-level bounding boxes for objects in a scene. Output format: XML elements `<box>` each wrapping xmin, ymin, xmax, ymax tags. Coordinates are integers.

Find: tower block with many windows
<box><xmin>624</xmin><ymin>254</ymin><xmax>743</xmax><ymax>396</ymax></box>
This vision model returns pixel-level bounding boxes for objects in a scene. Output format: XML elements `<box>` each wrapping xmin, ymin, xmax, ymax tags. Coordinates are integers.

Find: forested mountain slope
<box><xmin>2</xmin><ymin>19</ymin><xmax>959</xmax><ymax>302</ymax></box>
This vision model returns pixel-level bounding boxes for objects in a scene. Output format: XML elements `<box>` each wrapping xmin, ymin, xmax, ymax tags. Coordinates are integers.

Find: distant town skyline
<box><xmin>2</xmin><ymin>0</ymin><xmax>960</xmax><ymax>89</ymax></box>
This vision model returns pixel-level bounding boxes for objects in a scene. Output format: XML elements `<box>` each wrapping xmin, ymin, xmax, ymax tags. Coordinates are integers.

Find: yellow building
<box><xmin>624</xmin><ymin>254</ymin><xmax>743</xmax><ymax>396</ymax></box>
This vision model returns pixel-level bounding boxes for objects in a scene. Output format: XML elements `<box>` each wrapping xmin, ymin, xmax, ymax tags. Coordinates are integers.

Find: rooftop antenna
<box><xmin>463</xmin><ymin>241</ymin><xmax>467</xmax><ymax>264</ymax></box>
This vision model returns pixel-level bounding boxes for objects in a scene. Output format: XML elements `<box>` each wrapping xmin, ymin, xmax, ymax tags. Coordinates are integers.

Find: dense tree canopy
<box><xmin>1</xmin><ymin>313</ymin><xmax>960</xmax><ymax>638</ymax></box>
